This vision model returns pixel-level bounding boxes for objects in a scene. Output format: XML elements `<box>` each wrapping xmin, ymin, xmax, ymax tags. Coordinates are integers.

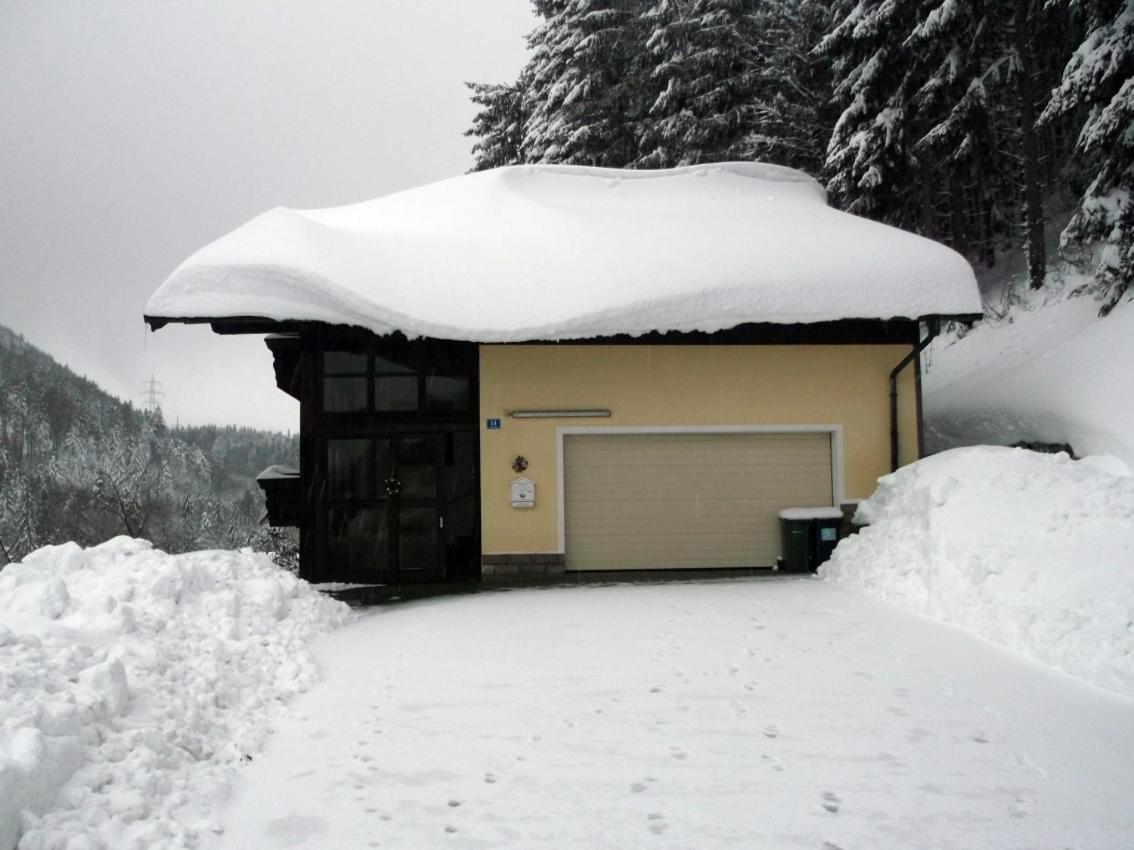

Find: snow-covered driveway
<box><xmin>214</xmin><ymin>579</ymin><xmax>1134</xmax><ymax>850</ymax></box>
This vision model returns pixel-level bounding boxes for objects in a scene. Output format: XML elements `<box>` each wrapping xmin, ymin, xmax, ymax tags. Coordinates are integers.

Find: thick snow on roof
<box><xmin>146</xmin><ymin>162</ymin><xmax>982</xmax><ymax>341</ymax></box>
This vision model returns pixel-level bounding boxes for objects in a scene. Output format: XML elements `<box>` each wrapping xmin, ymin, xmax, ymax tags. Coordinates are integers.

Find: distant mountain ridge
<box><xmin>0</xmin><ymin>322</ymin><xmax>297</xmax><ymax>565</ymax></box>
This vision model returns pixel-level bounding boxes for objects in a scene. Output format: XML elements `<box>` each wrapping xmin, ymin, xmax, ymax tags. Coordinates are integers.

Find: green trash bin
<box><xmin>779</xmin><ymin>514</ymin><xmax>812</xmax><ymax>573</ymax></box>
<box><xmin>812</xmin><ymin>515</ymin><xmax>843</xmax><ymax>570</ymax></box>
<box><xmin>779</xmin><ymin>508</ymin><xmax>845</xmax><ymax>573</ymax></box>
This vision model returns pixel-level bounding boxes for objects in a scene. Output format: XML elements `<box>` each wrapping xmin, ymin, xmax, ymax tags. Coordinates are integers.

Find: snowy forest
<box><xmin>0</xmin><ymin>324</ymin><xmax>298</xmax><ymax>566</ymax></box>
<box><xmin>465</xmin><ymin>0</ymin><xmax>1132</xmax><ymax>311</ymax></box>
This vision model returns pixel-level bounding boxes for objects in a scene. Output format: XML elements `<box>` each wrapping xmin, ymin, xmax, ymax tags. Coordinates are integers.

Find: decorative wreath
<box><xmin>512</xmin><ymin>455</ymin><xmax>529</xmax><ymax>474</ymax></box>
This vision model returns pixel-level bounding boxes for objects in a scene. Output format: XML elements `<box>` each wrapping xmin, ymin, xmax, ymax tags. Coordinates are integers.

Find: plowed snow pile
<box><xmin>821</xmin><ymin>446</ymin><xmax>1134</xmax><ymax>697</ymax></box>
<box><xmin>0</xmin><ymin>538</ymin><xmax>350</xmax><ymax>850</ymax></box>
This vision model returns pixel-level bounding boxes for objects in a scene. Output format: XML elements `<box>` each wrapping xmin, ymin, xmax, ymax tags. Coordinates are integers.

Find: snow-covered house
<box><xmin>145</xmin><ymin>163</ymin><xmax>981</xmax><ymax>584</ymax></box>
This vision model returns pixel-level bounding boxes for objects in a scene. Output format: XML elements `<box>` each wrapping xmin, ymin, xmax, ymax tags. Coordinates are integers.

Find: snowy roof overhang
<box><xmin>144</xmin><ymin>162</ymin><xmax>983</xmax><ymax>341</ymax></box>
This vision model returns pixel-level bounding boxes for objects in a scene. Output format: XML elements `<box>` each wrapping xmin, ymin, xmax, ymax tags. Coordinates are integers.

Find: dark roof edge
<box><xmin>144</xmin><ymin>312</ymin><xmax>985</xmax><ymax>337</ymax></box>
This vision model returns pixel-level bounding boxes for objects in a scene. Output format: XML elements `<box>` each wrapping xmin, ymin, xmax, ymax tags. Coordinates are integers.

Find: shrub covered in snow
<box><xmin>0</xmin><ymin>537</ymin><xmax>350</xmax><ymax>850</ymax></box>
<box><xmin>821</xmin><ymin>446</ymin><xmax>1134</xmax><ymax>697</ymax></box>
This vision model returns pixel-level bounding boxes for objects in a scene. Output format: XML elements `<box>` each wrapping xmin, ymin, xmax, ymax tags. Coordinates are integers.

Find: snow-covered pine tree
<box><xmin>522</xmin><ymin>0</ymin><xmax>647</xmax><ymax>167</ymax></box>
<box><xmin>903</xmin><ymin>0</ymin><xmax>1071</xmax><ymax>284</ymax></box>
<box><xmin>824</xmin><ymin>0</ymin><xmax>1077</xmax><ymax>285</ymax></box>
<box><xmin>638</xmin><ymin>0</ymin><xmax>766</xmax><ymax>168</ymax></box>
<box><xmin>1042</xmin><ymin>0</ymin><xmax>1134</xmax><ymax>312</ymax></box>
<box><xmin>465</xmin><ymin>81</ymin><xmax>527</xmax><ymax>171</ymax></box>
<box><xmin>817</xmin><ymin>0</ymin><xmax>929</xmax><ymax>226</ymax></box>
<box><xmin>737</xmin><ymin>0</ymin><xmax>836</xmax><ymax>176</ymax></box>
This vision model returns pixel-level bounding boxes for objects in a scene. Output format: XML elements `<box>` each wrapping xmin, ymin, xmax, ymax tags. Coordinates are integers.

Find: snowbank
<box><xmin>0</xmin><ymin>538</ymin><xmax>349</xmax><ymax>850</ymax></box>
<box><xmin>820</xmin><ymin>446</ymin><xmax>1134</xmax><ymax>697</ymax></box>
<box><xmin>926</xmin><ymin>287</ymin><xmax>1134</xmax><ymax>465</ymax></box>
<box><xmin>146</xmin><ymin>162</ymin><xmax>981</xmax><ymax>341</ymax></box>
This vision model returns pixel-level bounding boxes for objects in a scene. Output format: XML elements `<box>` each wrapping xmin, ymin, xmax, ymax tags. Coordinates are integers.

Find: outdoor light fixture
<box><xmin>507</xmin><ymin>409</ymin><xmax>612</xmax><ymax>419</ymax></box>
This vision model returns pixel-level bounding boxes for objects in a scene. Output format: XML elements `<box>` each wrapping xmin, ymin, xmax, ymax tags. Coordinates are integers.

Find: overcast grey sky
<box><xmin>1</xmin><ymin>1</ymin><xmax>534</xmax><ymax>431</ymax></box>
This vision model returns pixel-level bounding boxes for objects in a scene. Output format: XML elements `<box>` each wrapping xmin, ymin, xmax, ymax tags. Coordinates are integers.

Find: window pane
<box><xmin>327</xmin><ymin>439</ymin><xmax>370</xmax><ymax>499</ymax></box>
<box><xmin>374</xmin><ymin>355</ymin><xmax>414</xmax><ymax>374</ymax></box>
<box><xmin>324</xmin><ymin>377</ymin><xmax>367</xmax><ymax>412</ymax></box>
<box><xmin>327</xmin><ymin>506</ymin><xmax>389</xmax><ymax>577</ymax></box>
<box><xmin>324</xmin><ymin>351</ymin><xmax>368</xmax><ymax>374</ymax></box>
<box><xmin>397</xmin><ymin>435</ymin><xmax>434</xmax><ymax>465</ymax></box>
<box><xmin>396</xmin><ymin>435</ymin><xmax>436</xmax><ymax>498</ymax></box>
<box><xmin>425</xmin><ymin>376</ymin><xmax>469</xmax><ymax>411</ymax></box>
<box><xmin>375</xmin><ymin>376</ymin><xmax>418</xmax><ymax>411</ymax></box>
<box><xmin>398</xmin><ymin>507</ymin><xmax>437</xmax><ymax>570</ymax></box>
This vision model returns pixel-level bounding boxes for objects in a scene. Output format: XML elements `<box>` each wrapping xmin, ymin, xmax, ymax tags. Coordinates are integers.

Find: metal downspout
<box><xmin>890</xmin><ymin>318</ymin><xmax>941</xmax><ymax>472</ymax></box>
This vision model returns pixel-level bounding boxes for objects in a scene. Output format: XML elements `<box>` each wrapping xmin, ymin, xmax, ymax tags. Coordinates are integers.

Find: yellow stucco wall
<box><xmin>479</xmin><ymin>344</ymin><xmax>919</xmax><ymax>555</ymax></box>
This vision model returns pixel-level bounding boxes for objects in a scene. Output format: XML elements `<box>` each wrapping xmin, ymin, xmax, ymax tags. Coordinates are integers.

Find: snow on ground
<box><xmin>211</xmin><ymin>580</ymin><xmax>1134</xmax><ymax>850</ymax></box>
<box><xmin>0</xmin><ymin>538</ymin><xmax>349</xmax><ymax>850</ymax></box>
<box><xmin>821</xmin><ymin>446</ymin><xmax>1134</xmax><ymax>698</ymax></box>
<box><xmin>925</xmin><ymin>277</ymin><xmax>1134</xmax><ymax>464</ymax></box>
<box><xmin>145</xmin><ymin>162</ymin><xmax>980</xmax><ymax>341</ymax></box>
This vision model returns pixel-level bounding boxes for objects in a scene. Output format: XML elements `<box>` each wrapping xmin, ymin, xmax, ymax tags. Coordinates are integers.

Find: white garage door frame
<box><xmin>554</xmin><ymin>424</ymin><xmax>846</xmax><ymax>555</ymax></box>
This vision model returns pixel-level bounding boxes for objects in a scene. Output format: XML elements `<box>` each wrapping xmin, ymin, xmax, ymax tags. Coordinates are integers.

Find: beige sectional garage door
<box><xmin>564</xmin><ymin>432</ymin><xmax>833</xmax><ymax>570</ymax></box>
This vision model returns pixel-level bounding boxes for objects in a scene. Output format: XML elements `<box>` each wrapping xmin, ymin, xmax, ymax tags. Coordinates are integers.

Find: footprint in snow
<box><xmin>631</xmin><ymin>781</ymin><xmax>648</xmax><ymax>793</ymax></box>
<box><xmin>484</xmin><ymin>772</ymin><xmax>497</xmax><ymax>784</ymax></box>
<box><xmin>646</xmin><ymin>813</ymin><xmax>668</xmax><ymax>835</ymax></box>
<box><xmin>761</xmin><ymin>753</ymin><xmax>784</xmax><ymax>772</ymax></box>
<box><xmin>821</xmin><ymin>791</ymin><xmax>841</xmax><ymax>813</ymax></box>
<box><xmin>448</xmin><ymin>799</ymin><xmax>461</xmax><ymax>808</ymax></box>
<box><xmin>763</xmin><ymin>724</ymin><xmax>780</xmax><ymax>739</ymax></box>
<box><xmin>444</xmin><ymin>825</ymin><xmax>458</xmax><ymax>834</ymax></box>
<box><xmin>649</xmin><ymin>686</ymin><xmax>663</xmax><ymax>693</ymax></box>
<box><xmin>972</xmin><ymin>731</ymin><xmax>991</xmax><ymax>744</ymax></box>
<box><xmin>669</xmin><ymin>746</ymin><xmax>688</xmax><ymax>761</ymax></box>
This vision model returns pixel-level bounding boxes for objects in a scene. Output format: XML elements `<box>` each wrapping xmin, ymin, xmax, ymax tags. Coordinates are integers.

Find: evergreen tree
<box><xmin>821</xmin><ymin>0</ymin><xmax>1078</xmax><ymax>287</ymax></box>
<box><xmin>464</xmin><ymin>81</ymin><xmax>527</xmax><ymax>171</ymax></box>
<box><xmin>738</xmin><ymin>0</ymin><xmax>835</xmax><ymax>175</ymax></box>
<box><xmin>522</xmin><ymin>0</ymin><xmax>647</xmax><ymax>167</ymax></box>
<box><xmin>908</xmin><ymin>0</ymin><xmax>1078</xmax><ymax>287</ymax></box>
<box><xmin>817</xmin><ymin>0</ymin><xmax>928</xmax><ymax>225</ymax></box>
<box><xmin>638</xmin><ymin>0</ymin><xmax>764</xmax><ymax>167</ymax></box>
<box><xmin>1042</xmin><ymin>0</ymin><xmax>1134</xmax><ymax>312</ymax></box>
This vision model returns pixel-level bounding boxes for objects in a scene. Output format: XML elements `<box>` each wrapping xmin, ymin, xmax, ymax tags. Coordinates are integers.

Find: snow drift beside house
<box><xmin>820</xmin><ymin>446</ymin><xmax>1134</xmax><ymax>697</ymax></box>
<box><xmin>0</xmin><ymin>538</ymin><xmax>349</xmax><ymax>850</ymax></box>
<box><xmin>145</xmin><ymin>162</ymin><xmax>981</xmax><ymax>341</ymax></box>
<box><xmin>926</xmin><ymin>285</ymin><xmax>1134</xmax><ymax>465</ymax></box>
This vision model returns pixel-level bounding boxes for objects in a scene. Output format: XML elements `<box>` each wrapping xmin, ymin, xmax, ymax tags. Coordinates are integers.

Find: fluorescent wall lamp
<box><xmin>507</xmin><ymin>409</ymin><xmax>612</xmax><ymax>419</ymax></box>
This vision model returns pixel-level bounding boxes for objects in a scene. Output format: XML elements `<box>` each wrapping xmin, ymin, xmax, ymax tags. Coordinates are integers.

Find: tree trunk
<box><xmin>1013</xmin><ymin>0</ymin><xmax>1047</xmax><ymax>289</ymax></box>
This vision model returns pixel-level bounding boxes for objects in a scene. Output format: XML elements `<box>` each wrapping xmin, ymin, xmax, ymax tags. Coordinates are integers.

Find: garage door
<box><xmin>564</xmin><ymin>432</ymin><xmax>833</xmax><ymax>570</ymax></box>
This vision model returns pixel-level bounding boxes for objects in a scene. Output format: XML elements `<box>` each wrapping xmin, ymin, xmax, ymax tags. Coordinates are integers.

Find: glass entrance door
<box><xmin>323</xmin><ymin>428</ymin><xmax>476</xmax><ymax>583</ymax></box>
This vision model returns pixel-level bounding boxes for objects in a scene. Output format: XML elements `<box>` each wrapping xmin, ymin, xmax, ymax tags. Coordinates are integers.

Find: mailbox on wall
<box><xmin>511</xmin><ymin>477</ymin><xmax>535</xmax><ymax>509</ymax></box>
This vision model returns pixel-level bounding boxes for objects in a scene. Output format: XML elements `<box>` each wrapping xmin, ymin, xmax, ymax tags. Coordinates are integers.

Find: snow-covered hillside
<box><xmin>0</xmin><ymin>539</ymin><xmax>349</xmax><ymax>850</ymax></box>
<box><xmin>925</xmin><ymin>279</ymin><xmax>1134</xmax><ymax>465</ymax></box>
<box><xmin>821</xmin><ymin>446</ymin><xmax>1134</xmax><ymax>697</ymax></box>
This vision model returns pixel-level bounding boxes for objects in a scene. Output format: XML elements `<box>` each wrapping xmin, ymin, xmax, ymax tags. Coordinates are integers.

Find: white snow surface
<box><xmin>146</xmin><ymin>162</ymin><xmax>981</xmax><ymax>341</ymax></box>
<box><xmin>926</xmin><ymin>285</ymin><xmax>1134</xmax><ymax>464</ymax></box>
<box><xmin>211</xmin><ymin>581</ymin><xmax>1134</xmax><ymax>849</ymax></box>
<box><xmin>778</xmin><ymin>506</ymin><xmax>844</xmax><ymax>520</ymax></box>
<box><xmin>821</xmin><ymin>446</ymin><xmax>1134</xmax><ymax>698</ymax></box>
<box><xmin>0</xmin><ymin>538</ymin><xmax>349</xmax><ymax>850</ymax></box>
